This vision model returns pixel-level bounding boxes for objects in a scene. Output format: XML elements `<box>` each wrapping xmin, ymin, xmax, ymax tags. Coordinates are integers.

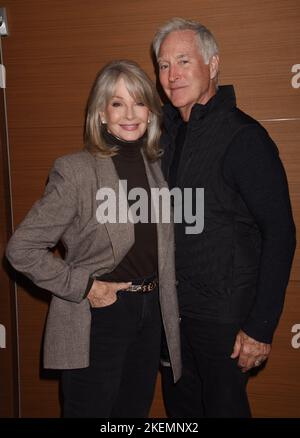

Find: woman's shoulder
<box><xmin>54</xmin><ymin>149</ymin><xmax>94</xmax><ymax>169</ymax></box>
<box><xmin>49</xmin><ymin>149</ymin><xmax>98</xmax><ymax>187</ymax></box>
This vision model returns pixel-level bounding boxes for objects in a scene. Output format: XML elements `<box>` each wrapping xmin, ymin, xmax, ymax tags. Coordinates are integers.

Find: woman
<box><xmin>6</xmin><ymin>60</ymin><xmax>181</xmax><ymax>418</ymax></box>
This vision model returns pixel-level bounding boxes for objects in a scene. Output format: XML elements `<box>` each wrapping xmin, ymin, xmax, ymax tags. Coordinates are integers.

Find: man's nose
<box><xmin>168</xmin><ymin>65</ymin><xmax>180</xmax><ymax>83</ymax></box>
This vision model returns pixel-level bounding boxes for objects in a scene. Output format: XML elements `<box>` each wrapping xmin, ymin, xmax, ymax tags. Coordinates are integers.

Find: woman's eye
<box><xmin>111</xmin><ymin>102</ymin><xmax>121</xmax><ymax>107</ymax></box>
<box><xmin>136</xmin><ymin>102</ymin><xmax>145</xmax><ymax>106</ymax></box>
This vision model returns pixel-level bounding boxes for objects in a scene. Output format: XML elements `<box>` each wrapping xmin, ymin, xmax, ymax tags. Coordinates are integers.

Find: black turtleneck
<box><xmin>99</xmin><ymin>129</ymin><xmax>158</xmax><ymax>283</ymax></box>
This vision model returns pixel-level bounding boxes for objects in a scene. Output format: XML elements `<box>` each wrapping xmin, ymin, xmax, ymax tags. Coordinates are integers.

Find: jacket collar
<box><xmin>163</xmin><ymin>85</ymin><xmax>236</xmax><ymax>126</ymax></box>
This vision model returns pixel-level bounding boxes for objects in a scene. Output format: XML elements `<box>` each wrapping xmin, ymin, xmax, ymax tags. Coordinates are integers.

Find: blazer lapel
<box><xmin>142</xmin><ymin>151</ymin><xmax>171</xmax><ymax>272</ymax></box>
<box><xmin>93</xmin><ymin>155</ymin><xmax>135</xmax><ymax>266</ymax></box>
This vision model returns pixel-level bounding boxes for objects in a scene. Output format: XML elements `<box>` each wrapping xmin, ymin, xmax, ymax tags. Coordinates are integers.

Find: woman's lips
<box><xmin>119</xmin><ymin>124</ymin><xmax>139</xmax><ymax>131</ymax></box>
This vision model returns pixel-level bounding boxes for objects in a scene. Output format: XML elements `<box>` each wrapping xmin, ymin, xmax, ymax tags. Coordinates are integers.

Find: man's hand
<box><xmin>87</xmin><ymin>280</ymin><xmax>131</xmax><ymax>308</ymax></box>
<box><xmin>230</xmin><ymin>329</ymin><xmax>271</xmax><ymax>372</ymax></box>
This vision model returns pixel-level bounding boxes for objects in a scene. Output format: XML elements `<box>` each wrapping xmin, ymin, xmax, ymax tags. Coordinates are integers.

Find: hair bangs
<box><xmin>120</xmin><ymin>72</ymin><xmax>149</xmax><ymax>106</ymax></box>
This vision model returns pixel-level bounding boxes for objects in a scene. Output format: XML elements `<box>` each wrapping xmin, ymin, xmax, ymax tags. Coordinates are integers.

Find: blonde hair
<box><xmin>84</xmin><ymin>60</ymin><xmax>162</xmax><ymax>161</ymax></box>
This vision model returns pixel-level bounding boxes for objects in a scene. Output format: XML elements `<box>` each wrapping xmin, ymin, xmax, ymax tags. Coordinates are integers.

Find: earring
<box><xmin>148</xmin><ymin>119</ymin><xmax>151</xmax><ymax>124</ymax></box>
<box><xmin>99</xmin><ymin>113</ymin><xmax>106</xmax><ymax>124</ymax></box>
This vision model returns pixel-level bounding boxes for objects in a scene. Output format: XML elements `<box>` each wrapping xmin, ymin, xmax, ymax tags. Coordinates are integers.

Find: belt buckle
<box><xmin>129</xmin><ymin>284</ymin><xmax>143</xmax><ymax>292</ymax></box>
<box><xmin>128</xmin><ymin>278</ymin><xmax>157</xmax><ymax>293</ymax></box>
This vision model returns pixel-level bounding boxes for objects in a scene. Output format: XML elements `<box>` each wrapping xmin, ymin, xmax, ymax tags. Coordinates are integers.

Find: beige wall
<box><xmin>1</xmin><ymin>0</ymin><xmax>299</xmax><ymax>417</ymax></box>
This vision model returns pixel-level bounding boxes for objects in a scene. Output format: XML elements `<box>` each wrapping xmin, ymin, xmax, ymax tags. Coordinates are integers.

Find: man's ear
<box><xmin>209</xmin><ymin>55</ymin><xmax>219</xmax><ymax>80</ymax></box>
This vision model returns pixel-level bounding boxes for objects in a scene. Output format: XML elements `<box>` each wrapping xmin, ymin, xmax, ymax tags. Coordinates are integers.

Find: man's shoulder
<box><xmin>226</xmin><ymin>107</ymin><xmax>262</xmax><ymax>131</ymax></box>
<box><xmin>226</xmin><ymin>108</ymin><xmax>276</xmax><ymax>148</ymax></box>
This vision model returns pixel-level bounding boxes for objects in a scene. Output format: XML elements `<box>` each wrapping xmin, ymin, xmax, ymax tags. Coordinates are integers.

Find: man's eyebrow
<box><xmin>176</xmin><ymin>54</ymin><xmax>189</xmax><ymax>59</ymax></box>
<box><xmin>158</xmin><ymin>53</ymin><xmax>189</xmax><ymax>62</ymax></box>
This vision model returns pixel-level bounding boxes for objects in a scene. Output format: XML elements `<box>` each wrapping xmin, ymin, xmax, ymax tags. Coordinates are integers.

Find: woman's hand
<box><xmin>87</xmin><ymin>280</ymin><xmax>132</xmax><ymax>308</ymax></box>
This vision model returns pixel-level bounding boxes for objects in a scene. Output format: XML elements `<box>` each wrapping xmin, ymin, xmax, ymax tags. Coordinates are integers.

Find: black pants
<box><xmin>161</xmin><ymin>316</ymin><xmax>251</xmax><ymax>418</ymax></box>
<box><xmin>61</xmin><ymin>287</ymin><xmax>161</xmax><ymax>418</ymax></box>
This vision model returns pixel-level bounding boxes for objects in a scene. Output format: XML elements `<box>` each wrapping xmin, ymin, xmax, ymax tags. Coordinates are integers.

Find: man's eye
<box><xmin>179</xmin><ymin>60</ymin><xmax>189</xmax><ymax>65</ymax></box>
<box><xmin>159</xmin><ymin>64</ymin><xmax>168</xmax><ymax>70</ymax></box>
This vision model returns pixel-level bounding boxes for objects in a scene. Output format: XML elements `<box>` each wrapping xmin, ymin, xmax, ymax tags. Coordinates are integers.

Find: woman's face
<box><xmin>101</xmin><ymin>77</ymin><xmax>150</xmax><ymax>141</ymax></box>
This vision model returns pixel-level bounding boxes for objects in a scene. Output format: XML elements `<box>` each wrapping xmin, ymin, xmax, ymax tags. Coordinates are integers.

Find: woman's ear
<box><xmin>99</xmin><ymin>112</ymin><xmax>106</xmax><ymax>124</ymax></box>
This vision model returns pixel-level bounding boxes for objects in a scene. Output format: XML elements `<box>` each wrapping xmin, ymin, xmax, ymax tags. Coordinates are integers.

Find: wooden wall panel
<box><xmin>0</xmin><ymin>81</ymin><xmax>18</xmax><ymax>416</ymax></box>
<box><xmin>217</xmin><ymin>1</ymin><xmax>300</xmax><ymax>120</ymax></box>
<box><xmin>248</xmin><ymin>282</ymin><xmax>300</xmax><ymax>417</ymax></box>
<box><xmin>1</xmin><ymin>0</ymin><xmax>299</xmax><ymax>417</ymax></box>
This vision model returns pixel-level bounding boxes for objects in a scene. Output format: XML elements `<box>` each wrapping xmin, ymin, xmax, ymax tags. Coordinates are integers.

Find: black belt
<box><xmin>96</xmin><ymin>273</ymin><xmax>158</xmax><ymax>293</ymax></box>
<box><xmin>126</xmin><ymin>279</ymin><xmax>158</xmax><ymax>293</ymax></box>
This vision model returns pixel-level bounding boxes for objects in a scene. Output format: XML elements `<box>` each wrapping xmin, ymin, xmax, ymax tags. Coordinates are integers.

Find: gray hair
<box><xmin>85</xmin><ymin>60</ymin><xmax>162</xmax><ymax>161</ymax></box>
<box><xmin>152</xmin><ymin>17</ymin><xmax>219</xmax><ymax>64</ymax></box>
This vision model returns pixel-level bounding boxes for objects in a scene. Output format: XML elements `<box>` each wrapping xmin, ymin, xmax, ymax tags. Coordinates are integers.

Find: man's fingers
<box><xmin>230</xmin><ymin>330</ymin><xmax>272</xmax><ymax>372</ymax></box>
<box><xmin>230</xmin><ymin>335</ymin><xmax>241</xmax><ymax>359</ymax></box>
<box><xmin>237</xmin><ymin>351</ymin><xmax>249</xmax><ymax>369</ymax></box>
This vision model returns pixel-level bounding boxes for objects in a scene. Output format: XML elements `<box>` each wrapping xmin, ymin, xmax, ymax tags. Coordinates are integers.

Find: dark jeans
<box><xmin>61</xmin><ymin>287</ymin><xmax>161</xmax><ymax>418</ymax></box>
<box><xmin>161</xmin><ymin>316</ymin><xmax>251</xmax><ymax>418</ymax></box>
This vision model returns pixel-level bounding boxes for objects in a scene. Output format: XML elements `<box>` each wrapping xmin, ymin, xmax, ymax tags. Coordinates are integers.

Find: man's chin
<box><xmin>170</xmin><ymin>98</ymin><xmax>188</xmax><ymax>109</ymax></box>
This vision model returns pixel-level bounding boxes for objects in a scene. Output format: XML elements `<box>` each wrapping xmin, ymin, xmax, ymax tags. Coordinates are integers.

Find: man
<box><xmin>152</xmin><ymin>18</ymin><xmax>296</xmax><ymax>417</ymax></box>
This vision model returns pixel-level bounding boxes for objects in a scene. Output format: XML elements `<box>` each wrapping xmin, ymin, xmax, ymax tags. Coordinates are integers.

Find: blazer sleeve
<box><xmin>6</xmin><ymin>156</ymin><xmax>91</xmax><ymax>303</ymax></box>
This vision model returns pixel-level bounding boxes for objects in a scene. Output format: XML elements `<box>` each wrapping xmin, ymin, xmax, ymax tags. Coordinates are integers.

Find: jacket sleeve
<box><xmin>223</xmin><ymin>125</ymin><xmax>296</xmax><ymax>343</ymax></box>
<box><xmin>6</xmin><ymin>156</ymin><xmax>91</xmax><ymax>303</ymax></box>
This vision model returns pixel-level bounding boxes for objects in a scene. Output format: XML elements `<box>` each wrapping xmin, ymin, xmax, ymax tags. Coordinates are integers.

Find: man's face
<box><xmin>158</xmin><ymin>30</ymin><xmax>218</xmax><ymax>121</ymax></box>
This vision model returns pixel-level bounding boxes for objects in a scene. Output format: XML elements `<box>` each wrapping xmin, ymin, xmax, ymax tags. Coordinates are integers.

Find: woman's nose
<box><xmin>125</xmin><ymin>105</ymin><xmax>135</xmax><ymax>119</ymax></box>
